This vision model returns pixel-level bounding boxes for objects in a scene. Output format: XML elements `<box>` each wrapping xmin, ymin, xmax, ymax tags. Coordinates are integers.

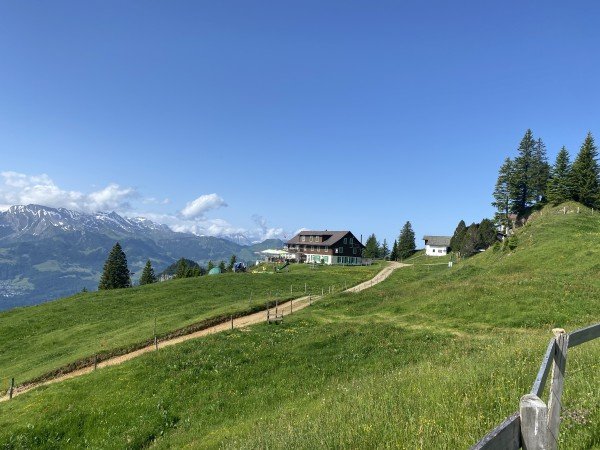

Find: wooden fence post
<box><xmin>94</xmin><ymin>355</ymin><xmax>98</xmax><ymax>371</ymax></box>
<box><xmin>266</xmin><ymin>302</ymin><xmax>269</xmax><ymax>323</ymax></box>
<box><xmin>520</xmin><ymin>393</ymin><xmax>551</xmax><ymax>450</ymax></box>
<box><xmin>309</xmin><ymin>294</ymin><xmax>312</xmax><ymax>306</ymax></box>
<box><xmin>9</xmin><ymin>378</ymin><xmax>14</xmax><ymax>400</ymax></box>
<box><xmin>231</xmin><ymin>315</ymin><xmax>234</xmax><ymax>330</ymax></box>
<box><xmin>290</xmin><ymin>299</ymin><xmax>293</xmax><ymax>314</ymax></box>
<box><xmin>547</xmin><ymin>329</ymin><xmax>568</xmax><ymax>446</ymax></box>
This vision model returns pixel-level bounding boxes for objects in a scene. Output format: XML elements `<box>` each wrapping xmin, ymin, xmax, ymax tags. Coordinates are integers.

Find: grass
<box><xmin>1</xmin><ymin>202</ymin><xmax>599</xmax><ymax>449</ymax></box>
<box><xmin>403</xmin><ymin>249</ymin><xmax>453</xmax><ymax>265</ymax></box>
<box><xmin>0</xmin><ymin>263</ymin><xmax>381</xmax><ymax>384</ymax></box>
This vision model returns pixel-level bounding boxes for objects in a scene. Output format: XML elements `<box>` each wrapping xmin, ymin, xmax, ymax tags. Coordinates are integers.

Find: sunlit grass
<box><xmin>0</xmin><ymin>263</ymin><xmax>381</xmax><ymax>384</ymax></box>
<box><xmin>0</xmin><ymin>203</ymin><xmax>599</xmax><ymax>448</ymax></box>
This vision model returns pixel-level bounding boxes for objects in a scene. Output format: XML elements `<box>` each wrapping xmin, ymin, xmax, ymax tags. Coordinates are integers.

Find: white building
<box><xmin>423</xmin><ymin>236</ymin><xmax>451</xmax><ymax>256</ymax></box>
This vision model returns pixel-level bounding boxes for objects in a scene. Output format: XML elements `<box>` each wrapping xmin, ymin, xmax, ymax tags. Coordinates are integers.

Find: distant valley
<box><xmin>0</xmin><ymin>204</ymin><xmax>282</xmax><ymax>310</ymax></box>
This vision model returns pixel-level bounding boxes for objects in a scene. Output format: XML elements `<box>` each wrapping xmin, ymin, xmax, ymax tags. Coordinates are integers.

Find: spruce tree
<box><xmin>390</xmin><ymin>239</ymin><xmax>398</xmax><ymax>261</ymax></box>
<box><xmin>492</xmin><ymin>158</ymin><xmax>514</xmax><ymax>226</ymax></box>
<box><xmin>380</xmin><ymin>239</ymin><xmax>390</xmax><ymax>260</ymax></box>
<box><xmin>460</xmin><ymin>224</ymin><xmax>479</xmax><ymax>257</ymax></box>
<box><xmin>570</xmin><ymin>132</ymin><xmax>600</xmax><ymax>208</ymax></box>
<box><xmin>509</xmin><ymin>129</ymin><xmax>537</xmax><ymax>215</ymax></box>
<box><xmin>139</xmin><ymin>260</ymin><xmax>156</xmax><ymax>285</ymax></box>
<box><xmin>227</xmin><ymin>255</ymin><xmax>237</xmax><ymax>272</ymax></box>
<box><xmin>363</xmin><ymin>233</ymin><xmax>380</xmax><ymax>258</ymax></box>
<box><xmin>98</xmin><ymin>242</ymin><xmax>131</xmax><ymax>290</ymax></box>
<box><xmin>476</xmin><ymin>219</ymin><xmax>497</xmax><ymax>249</ymax></box>
<box><xmin>449</xmin><ymin>220</ymin><xmax>467</xmax><ymax>252</ymax></box>
<box><xmin>546</xmin><ymin>147</ymin><xmax>572</xmax><ymax>205</ymax></box>
<box><xmin>531</xmin><ymin>138</ymin><xmax>550</xmax><ymax>203</ymax></box>
<box><xmin>397</xmin><ymin>221</ymin><xmax>416</xmax><ymax>260</ymax></box>
<box><xmin>207</xmin><ymin>260</ymin><xmax>215</xmax><ymax>272</ymax></box>
<box><xmin>218</xmin><ymin>260</ymin><xmax>226</xmax><ymax>272</ymax></box>
<box><xmin>175</xmin><ymin>258</ymin><xmax>189</xmax><ymax>279</ymax></box>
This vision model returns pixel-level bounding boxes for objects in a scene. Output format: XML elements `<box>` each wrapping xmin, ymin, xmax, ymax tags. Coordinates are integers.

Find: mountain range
<box><xmin>0</xmin><ymin>204</ymin><xmax>283</xmax><ymax>310</ymax></box>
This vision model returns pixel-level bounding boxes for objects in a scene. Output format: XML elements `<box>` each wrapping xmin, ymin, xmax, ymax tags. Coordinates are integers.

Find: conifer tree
<box><xmin>570</xmin><ymin>132</ymin><xmax>600</xmax><ymax>208</ymax></box>
<box><xmin>227</xmin><ymin>255</ymin><xmax>237</xmax><ymax>272</ymax></box>
<box><xmin>139</xmin><ymin>260</ymin><xmax>156</xmax><ymax>285</ymax></box>
<box><xmin>98</xmin><ymin>242</ymin><xmax>131</xmax><ymax>290</ymax></box>
<box><xmin>531</xmin><ymin>138</ymin><xmax>550</xmax><ymax>203</ymax></box>
<box><xmin>509</xmin><ymin>129</ymin><xmax>537</xmax><ymax>214</ymax></box>
<box><xmin>476</xmin><ymin>219</ymin><xmax>497</xmax><ymax>249</ymax></box>
<box><xmin>363</xmin><ymin>233</ymin><xmax>380</xmax><ymax>258</ymax></box>
<box><xmin>380</xmin><ymin>239</ymin><xmax>390</xmax><ymax>260</ymax></box>
<box><xmin>390</xmin><ymin>239</ymin><xmax>398</xmax><ymax>261</ymax></box>
<box><xmin>175</xmin><ymin>258</ymin><xmax>189</xmax><ymax>279</ymax></box>
<box><xmin>449</xmin><ymin>220</ymin><xmax>467</xmax><ymax>252</ymax></box>
<box><xmin>207</xmin><ymin>260</ymin><xmax>215</xmax><ymax>272</ymax></box>
<box><xmin>460</xmin><ymin>224</ymin><xmax>479</xmax><ymax>257</ymax></box>
<box><xmin>546</xmin><ymin>147</ymin><xmax>572</xmax><ymax>205</ymax></box>
<box><xmin>397</xmin><ymin>221</ymin><xmax>416</xmax><ymax>260</ymax></box>
<box><xmin>218</xmin><ymin>260</ymin><xmax>226</xmax><ymax>272</ymax></box>
<box><xmin>492</xmin><ymin>158</ymin><xmax>514</xmax><ymax>225</ymax></box>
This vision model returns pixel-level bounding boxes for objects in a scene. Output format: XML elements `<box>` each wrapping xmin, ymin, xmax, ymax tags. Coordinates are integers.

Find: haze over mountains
<box><xmin>0</xmin><ymin>204</ymin><xmax>283</xmax><ymax>310</ymax></box>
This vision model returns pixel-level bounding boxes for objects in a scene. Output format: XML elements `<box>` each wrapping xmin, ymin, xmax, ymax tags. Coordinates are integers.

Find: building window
<box><xmin>350</xmin><ymin>238</ymin><xmax>353</xmax><ymax>244</ymax></box>
<box><xmin>338</xmin><ymin>247</ymin><xmax>343</xmax><ymax>253</ymax></box>
<box><xmin>343</xmin><ymin>238</ymin><xmax>347</xmax><ymax>244</ymax></box>
<box><xmin>353</xmin><ymin>248</ymin><xmax>356</xmax><ymax>254</ymax></box>
<box><xmin>301</xmin><ymin>236</ymin><xmax>306</xmax><ymax>242</ymax></box>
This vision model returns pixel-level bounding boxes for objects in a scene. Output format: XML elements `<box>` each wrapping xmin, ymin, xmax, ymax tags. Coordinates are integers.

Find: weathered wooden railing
<box><xmin>471</xmin><ymin>322</ymin><xmax>600</xmax><ymax>450</ymax></box>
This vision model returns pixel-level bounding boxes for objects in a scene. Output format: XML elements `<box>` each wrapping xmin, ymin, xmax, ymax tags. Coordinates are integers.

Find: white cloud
<box><xmin>140</xmin><ymin>212</ymin><xmax>287</xmax><ymax>243</ymax></box>
<box><xmin>0</xmin><ymin>170</ymin><xmax>288</xmax><ymax>243</ymax></box>
<box><xmin>180</xmin><ymin>193</ymin><xmax>227</xmax><ymax>219</ymax></box>
<box><xmin>252</xmin><ymin>214</ymin><xmax>284</xmax><ymax>241</ymax></box>
<box><xmin>142</xmin><ymin>197</ymin><xmax>170</xmax><ymax>205</ymax></box>
<box><xmin>0</xmin><ymin>171</ymin><xmax>137</xmax><ymax>213</ymax></box>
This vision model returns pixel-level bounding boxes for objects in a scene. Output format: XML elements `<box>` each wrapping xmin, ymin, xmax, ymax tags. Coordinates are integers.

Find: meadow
<box><xmin>0</xmin><ymin>262</ymin><xmax>381</xmax><ymax>384</ymax></box>
<box><xmin>0</xmin><ymin>203</ymin><xmax>599</xmax><ymax>449</ymax></box>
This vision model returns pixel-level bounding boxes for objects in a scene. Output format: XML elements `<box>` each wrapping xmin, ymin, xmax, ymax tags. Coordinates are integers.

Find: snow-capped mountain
<box><xmin>0</xmin><ymin>204</ymin><xmax>171</xmax><ymax>241</ymax></box>
<box><xmin>0</xmin><ymin>205</ymin><xmax>283</xmax><ymax>310</ymax></box>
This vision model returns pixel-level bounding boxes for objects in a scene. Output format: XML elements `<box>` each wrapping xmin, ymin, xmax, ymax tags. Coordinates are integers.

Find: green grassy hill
<box><xmin>1</xmin><ymin>203</ymin><xmax>599</xmax><ymax>449</ymax></box>
<box><xmin>0</xmin><ymin>263</ymin><xmax>381</xmax><ymax>384</ymax></box>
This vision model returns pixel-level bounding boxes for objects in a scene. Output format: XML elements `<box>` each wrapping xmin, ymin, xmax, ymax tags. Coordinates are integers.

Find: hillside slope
<box><xmin>0</xmin><ymin>263</ymin><xmax>380</xmax><ymax>384</ymax></box>
<box><xmin>0</xmin><ymin>203</ymin><xmax>599</xmax><ymax>448</ymax></box>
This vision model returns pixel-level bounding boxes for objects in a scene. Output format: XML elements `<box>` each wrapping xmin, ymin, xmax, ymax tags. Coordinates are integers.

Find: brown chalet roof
<box><xmin>286</xmin><ymin>230</ymin><xmax>365</xmax><ymax>248</ymax></box>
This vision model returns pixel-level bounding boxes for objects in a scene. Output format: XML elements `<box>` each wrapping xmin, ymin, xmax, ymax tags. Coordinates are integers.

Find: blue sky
<box><xmin>1</xmin><ymin>1</ymin><xmax>600</xmax><ymax>244</ymax></box>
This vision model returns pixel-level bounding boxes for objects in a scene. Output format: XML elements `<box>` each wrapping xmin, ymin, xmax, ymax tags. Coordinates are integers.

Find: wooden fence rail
<box><xmin>471</xmin><ymin>322</ymin><xmax>600</xmax><ymax>450</ymax></box>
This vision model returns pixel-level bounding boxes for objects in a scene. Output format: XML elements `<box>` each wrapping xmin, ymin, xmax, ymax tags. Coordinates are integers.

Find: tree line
<box><xmin>493</xmin><ymin>130</ymin><xmax>600</xmax><ymax>225</ymax></box>
<box><xmin>97</xmin><ymin>242</ymin><xmax>242</xmax><ymax>291</ymax></box>
<box><xmin>449</xmin><ymin>218</ymin><xmax>497</xmax><ymax>258</ymax></box>
<box><xmin>363</xmin><ymin>221</ymin><xmax>417</xmax><ymax>261</ymax></box>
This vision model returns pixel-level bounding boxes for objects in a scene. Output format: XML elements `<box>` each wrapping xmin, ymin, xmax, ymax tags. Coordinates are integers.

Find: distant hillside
<box><xmin>0</xmin><ymin>204</ymin><xmax>283</xmax><ymax>309</ymax></box>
